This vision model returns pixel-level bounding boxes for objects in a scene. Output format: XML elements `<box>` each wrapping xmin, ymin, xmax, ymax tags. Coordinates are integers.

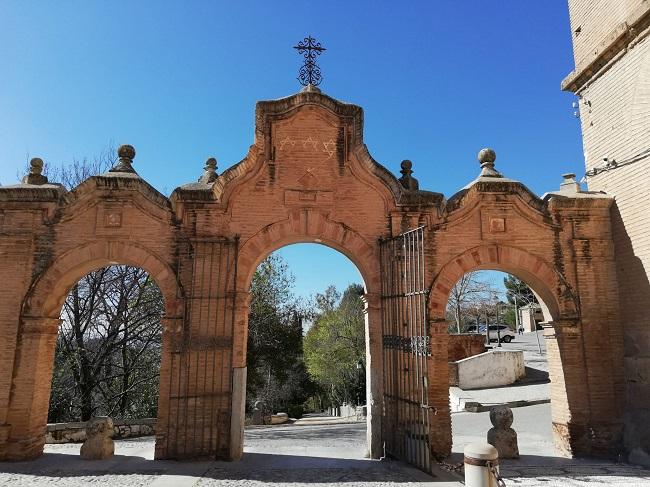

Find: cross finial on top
<box><xmin>293</xmin><ymin>36</ymin><xmax>326</xmax><ymax>87</ymax></box>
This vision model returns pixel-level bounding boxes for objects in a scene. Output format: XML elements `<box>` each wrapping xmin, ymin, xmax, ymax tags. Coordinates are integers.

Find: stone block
<box><xmin>80</xmin><ymin>417</ymin><xmax>114</xmax><ymax>460</ymax></box>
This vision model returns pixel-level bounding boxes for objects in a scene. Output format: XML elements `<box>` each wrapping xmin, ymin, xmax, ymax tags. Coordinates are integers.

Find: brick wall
<box><xmin>448</xmin><ymin>334</ymin><xmax>486</xmax><ymax>362</ymax></box>
<box><xmin>0</xmin><ymin>88</ymin><xmax>627</xmax><ymax>465</ymax></box>
<box><xmin>565</xmin><ymin>0</ymin><xmax>650</xmax><ymax>465</ymax></box>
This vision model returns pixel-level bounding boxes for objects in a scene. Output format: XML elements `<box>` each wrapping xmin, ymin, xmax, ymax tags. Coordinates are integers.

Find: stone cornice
<box><xmin>562</xmin><ymin>4</ymin><xmax>650</xmax><ymax>94</ymax></box>
<box><xmin>0</xmin><ymin>184</ymin><xmax>66</xmax><ymax>203</ymax></box>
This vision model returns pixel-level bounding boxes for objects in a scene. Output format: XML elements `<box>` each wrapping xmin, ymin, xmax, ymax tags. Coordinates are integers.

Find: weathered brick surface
<box><xmin>448</xmin><ymin>334</ymin><xmax>486</xmax><ymax>362</ymax></box>
<box><xmin>0</xmin><ymin>88</ymin><xmax>625</xmax><ymax>464</ymax></box>
<box><xmin>564</xmin><ymin>0</ymin><xmax>650</xmax><ymax>464</ymax></box>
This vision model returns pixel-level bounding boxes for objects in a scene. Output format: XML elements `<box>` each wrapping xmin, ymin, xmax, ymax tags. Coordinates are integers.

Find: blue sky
<box><xmin>0</xmin><ymin>1</ymin><xmax>582</xmax><ymax>298</ymax></box>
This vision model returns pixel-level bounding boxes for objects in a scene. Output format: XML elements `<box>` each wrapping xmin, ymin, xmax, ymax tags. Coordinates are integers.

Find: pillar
<box><xmin>3</xmin><ymin>317</ymin><xmax>60</xmax><ymax>460</ymax></box>
<box><xmin>428</xmin><ymin>318</ymin><xmax>452</xmax><ymax>458</ymax></box>
<box><xmin>229</xmin><ymin>290</ymin><xmax>251</xmax><ymax>460</ymax></box>
<box><xmin>363</xmin><ymin>292</ymin><xmax>383</xmax><ymax>459</ymax></box>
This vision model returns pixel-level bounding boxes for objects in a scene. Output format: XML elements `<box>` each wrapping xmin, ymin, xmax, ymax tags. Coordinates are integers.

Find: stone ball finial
<box><xmin>109</xmin><ymin>144</ymin><xmax>137</xmax><ymax>173</ymax></box>
<box><xmin>489</xmin><ymin>405</ymin><xmax>514</xmax><ymax>429</ymax></box>
<box><xmin>399</xmin><ymin>159</ymin><xmax>419</xmax><ymax>191</ymax></box>
<box><xmin>477</xmin><ymin>148</ymin><xmax>502</xmax><ymax>178</ymax></box>
<box><xmin>118</xmin><ymin>144</ymin><xmax>136</xmax><ymax>162</ymax></box>
<box><xmin>205</xmin><ymin>157</ymin><xmax>217</xmax><ymax>170</ymax></box>
<box><xmin>199</xmin><ymin>157</ymin><xmax>218</xmax><ymax>184</ymax></box>
<box><xmin>478</xmin><ymin>148</ymin><xmax>496</xmax><ymax>165</ymax></box>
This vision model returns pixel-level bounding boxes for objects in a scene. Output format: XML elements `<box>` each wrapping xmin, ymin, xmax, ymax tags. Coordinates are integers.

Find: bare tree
<box><xmin>447</xmin><ymin>272</ymin><xmax>492</xmax><ymax>332</ymax></box>
<box><xmin>45</xmin><ymin>146</ymin><xmax>165</xmax><ymax>423</ymax></box>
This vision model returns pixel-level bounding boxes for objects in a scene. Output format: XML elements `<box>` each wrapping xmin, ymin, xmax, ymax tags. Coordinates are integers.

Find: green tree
<box><xmin>503</xmin><ymin>275</ymin><xmax>538</xmax><ymax>306</ymax></box>
<box><xmin>246</xmin><ymin>253</ymin><xmax>314</xmax><ymax>415</ymax></box>
<box><xmin>304</xmin><ymin>283</ymin><xmax>366</xmax><ymax>407</ymax></box>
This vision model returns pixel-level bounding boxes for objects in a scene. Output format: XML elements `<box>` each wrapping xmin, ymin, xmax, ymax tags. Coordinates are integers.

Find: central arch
<box><xmin>230</xmin><ymin>211</ymin><xmax>384</xmax><ymax>459</ymax></box>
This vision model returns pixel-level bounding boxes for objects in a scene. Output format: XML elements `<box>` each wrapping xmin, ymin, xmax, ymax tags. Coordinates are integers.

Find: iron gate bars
<box><xmin>380</xmin><ymin>226</ymin><xmax>432</xmax><ymax>473</ymax></box>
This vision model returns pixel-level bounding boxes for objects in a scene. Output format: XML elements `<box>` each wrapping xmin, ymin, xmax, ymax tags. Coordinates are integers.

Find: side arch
<box><xmin>428</xmin><ymin>244</ymin><xmax>579</xmax><ymax>322</ymax></box>
<box><xmin>22</xmin><ymin>240</ymin><xmax>183</xmax><ymax>320</ymax></box>
<box><xmin>427</xmin><ymin>243</ymin><xmax>592</xmax><ymax>458</ymax></box>
<box><xmin>4</xmin><ymin>240</ymin><xmax>183</xmax><ymax>460</ymax></box>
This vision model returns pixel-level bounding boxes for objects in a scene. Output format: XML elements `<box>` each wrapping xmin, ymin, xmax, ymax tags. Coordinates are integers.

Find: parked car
<box><xmin>485</xmin><ymin>324</ymin><xmax>515</xmax><ymax>343</ymax></box>
<box><xmin>464</xmin><ymin>324</ymin><xmax>515</xmax><ymax>343</ymax></box>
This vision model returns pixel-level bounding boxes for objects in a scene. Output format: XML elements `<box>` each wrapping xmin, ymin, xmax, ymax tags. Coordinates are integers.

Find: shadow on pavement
<box><xmin>0</xmin><ymin>450</ymin><xmax>462</xmax><ymax>484</ymax></box>
<box><xmin>499</xmin><ymin>454</ymin><xmax>650</xmax><ymax>479</ymax></box>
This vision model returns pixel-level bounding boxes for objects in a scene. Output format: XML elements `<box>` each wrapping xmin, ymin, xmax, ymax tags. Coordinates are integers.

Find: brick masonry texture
<box><xmin>0</xmin><ymin>87</ymin><xmax>626</xmax><ymax>467</ymax></box>
<box><xmin>564</xmin><ymin>0</ymin><xmax>650</xmax><ymax>466</ymax></box>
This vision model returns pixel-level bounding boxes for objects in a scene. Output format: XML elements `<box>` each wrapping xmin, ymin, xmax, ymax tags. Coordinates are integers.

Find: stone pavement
<box><xmin>451</xmin><ymin>402</ymin><xmax>650</xmax><ymax>485</ymax></box>
<box><xmin>2</xmin><ymin>415</ymin><xmax>650</xmax><ymax>486</ymax></box>
<box><xmin>0</xmin><ymin>424</ymin><xmax>461</xmax><ymax>486</ymax></box>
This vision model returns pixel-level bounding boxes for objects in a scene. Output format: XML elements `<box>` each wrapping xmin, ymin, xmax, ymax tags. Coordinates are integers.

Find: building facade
<box><xmin>563</xmin><ymin>0</ymin><xmax>650</xmax><ymax>465</ymax></box>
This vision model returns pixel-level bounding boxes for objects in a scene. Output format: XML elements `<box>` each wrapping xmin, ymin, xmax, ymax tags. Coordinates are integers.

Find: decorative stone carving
<box><xmin>22</xmin><ymin>158</ymin><xmax>48</xmax><ymax>185</ymax></box>
<box><xmin>105</xmin><ymin>212</ymin><xmax>122</xmax><ymax>228</ymax></box>
<box><xmin>109</xmin><ymin>145</ymin><xmax>136</xmax><ymax>173</ymax></box>
<box><xmin>80</xmin><ymin>417</ymin><xmax>114</xmax><ymax>460</ymax></box>
<box><xmin>489</xmin><ymin>217</ymin><xmax>506</xmax><ymax>233</ymax></box>
<box><xmin>399</xmin><ymin>160</ymin><xmax>419</xmax><ymax>190</ymax></box>
<box><xmin>487</xmin><ymin>405</ymin><xmax>519</xmax><ymax>458</ymax></box>
<box><xmin>478</xmin><ymin>148</ymin><xmax>502</xmax><ymax>178</ymax></box>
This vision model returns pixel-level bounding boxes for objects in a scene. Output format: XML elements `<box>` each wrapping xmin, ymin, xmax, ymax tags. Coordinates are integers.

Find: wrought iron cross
<box><xmin>293</xmin><ymin>36</ymin><xmax>326</xmax><ymax>87</ymax></box>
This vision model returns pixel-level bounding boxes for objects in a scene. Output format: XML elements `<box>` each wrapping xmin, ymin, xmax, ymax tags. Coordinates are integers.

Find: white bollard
<box><xmin>464</xmin><ymin>442</ymin><xmax>504</xmax><ymax>487</ymax></box>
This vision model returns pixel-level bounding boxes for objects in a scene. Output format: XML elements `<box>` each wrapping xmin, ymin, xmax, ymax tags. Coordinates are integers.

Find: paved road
<box><xmin>498</xmin><ymin>330</ymin><xmax>548</xmax><ymax>373</ymax></box>
<box><xmin>0</xmin><ymin>423</ymin><xmax>461</xmax><ymax>486</ymax></box>
<box><xmin>2</xmin><ymin>416</ymin><xmax>650</xmax><ymax>486</ymax></box>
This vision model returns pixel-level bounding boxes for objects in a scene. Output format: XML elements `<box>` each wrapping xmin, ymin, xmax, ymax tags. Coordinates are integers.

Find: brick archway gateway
<box><xmin>0</xmin><ymin>86</ymin><xmax>625</xmax><ymax>467</ymax></box>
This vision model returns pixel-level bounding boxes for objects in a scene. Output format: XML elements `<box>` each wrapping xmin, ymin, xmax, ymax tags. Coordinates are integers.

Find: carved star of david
<box><xmin>322</xmin><ymin>139</ymin><xmax>336</xmax><ymax>158</ymax></box>
<box><xmin>279</xmin><ymin>136</ymin><xmax>296</xmax><ymax>150</ymax></box>
<box><xmin>302</xmin><ymin>136</ymin><xmax>318</xmax><ymax>149</ymax></box>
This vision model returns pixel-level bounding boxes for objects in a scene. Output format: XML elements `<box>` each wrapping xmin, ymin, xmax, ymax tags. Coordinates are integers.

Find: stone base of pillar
<box><xmin>553</xmin><ymin>421</ymin><xmax>624</xmax><ymax>459</ymax></box>
<box><xmin>229</xmin><ymin>367</ymin><xmax>247</xmax><ymax>461</ymax></box>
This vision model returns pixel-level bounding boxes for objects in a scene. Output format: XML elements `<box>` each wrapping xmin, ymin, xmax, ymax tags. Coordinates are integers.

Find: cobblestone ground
<box><xmin>2</xmin><ymin>421</ymin><xmax>650</xmax><ymax>486</ymax></box>
<box><xmin>502</xmin><ymin>463</ymin><xmax>650</xmax><ymax>486</ymax></box>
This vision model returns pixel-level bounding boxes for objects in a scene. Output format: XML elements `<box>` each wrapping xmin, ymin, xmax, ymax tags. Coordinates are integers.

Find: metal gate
<box><xmin>380</xmin><ymin>226</ymin><xmax>433</xmax><ymax>472</ymax></box>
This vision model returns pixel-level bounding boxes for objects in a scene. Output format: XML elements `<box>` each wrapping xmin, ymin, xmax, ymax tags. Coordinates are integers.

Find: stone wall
<box><xmin>46</xmin><ymin>418</ymin><xmax>156</xmax><ymax>444</ymax></box>
<box><xmin>564</xmin><ymin>1</ymin><xmax>650</xmax><ymax>465</ymax></box>
<box><xmin>449</xmin><ymin>350</ymin><xmax>525</xmax><ymax>389</ymax></box>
